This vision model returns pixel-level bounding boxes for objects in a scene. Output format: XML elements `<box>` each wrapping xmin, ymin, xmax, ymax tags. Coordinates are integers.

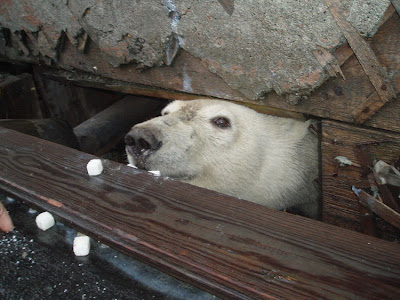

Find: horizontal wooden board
<box><xmin>321</xmin><ymin>120</ymin><xmax>400</xmax><ymax>240</ymax></box>
<box><xmin>1</xmin><ymin>127</ymin><xmax>400</xmax><ymax>299</ymax></box>
<box><xmin>37</xmin><ymin>66</ymin><xmax>306</xmax><ymax>121</ymax></box>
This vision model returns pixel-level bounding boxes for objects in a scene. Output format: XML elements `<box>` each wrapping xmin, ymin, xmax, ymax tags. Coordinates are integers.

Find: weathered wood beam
<box><xmin>335</xmin><ymin>3</ymin><xmax>396</xmax><ymax>68</ymax></box>
<box><xmin>327</xmin><ymin>0</ymin><xmax>396</xmax><ymax>123</ymax></box>
<box><xmin>262</xmin><ymin>11</ymin><xmax>400</xmax><ymax>133</ymax></box>
<box><xmin>74</xmin><ymin>96</ymin><xmax>165</xmax><ymax>155</ymax></box>
<box><xmin>353</xmin><ymin>187</ymin><xmax>400</xmax><ymax>230</ymax></box>
<box><xmin>353</xmin><ymin>145</ymin><xmax>379</xmax><ymax>237</ymax></box>
<box><xmin>321</xmin><ymin>120</ymin><xmax>400</xmax><ymax>240</ymax></box>
<box><xmin>0</xmin><ymin>73</ymin><xmax>43</xmax><ymax>119</ymax></box>
<box><xmin>1</xmin><ymin>127</ymin><xmax>400</xmax><ymax>299</ymax></box>
<box><xmin>38</xmin><ymin>66</ymin><xmax>306</xmax><ymax>121</ymax></box>
<box><xmin>0</xmin><ymin>119</ymin><xmax>79</xmax><ymax>149</ymax></box>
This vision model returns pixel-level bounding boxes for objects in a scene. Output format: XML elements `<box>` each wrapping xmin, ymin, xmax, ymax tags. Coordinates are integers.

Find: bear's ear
<box><xmin>212</xmin><ymin>117</ymin><xmax>231</xmax><ymax>129</ymax></box>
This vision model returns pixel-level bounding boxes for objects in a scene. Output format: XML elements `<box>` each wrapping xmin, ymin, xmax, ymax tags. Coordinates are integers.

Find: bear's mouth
<box><xmin>126</xmin><ymin>147</ymin><xmax>153</xmax><ymax>170</ymax></box>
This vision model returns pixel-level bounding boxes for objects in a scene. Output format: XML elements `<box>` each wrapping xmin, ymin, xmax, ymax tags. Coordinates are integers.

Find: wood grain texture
<box><xmin>355</xmin><ymin>189</ymin><xmax>400</xmax><ymax>230</ymax></box>
<box><xmin>57</xmin><ymin>40</ymin><xmax>247</xmax><ymax>102</ymax></box>
<box><xmin>321</xmin><ymin>120</ymin><xmax>400</xmax><ymax>241</ymax></box>
<box><xmin>261</xmin><ymin>8</ymin><xmax>400</xmax><ymax>132</ymax></box>
<box><xmin>327</xmin><ymin>0</ymin><xmax>395</xmax><ymax>103</ymax></box>
<box><xmin>1</xmin><ymin>127</ymin><xmax>400</xmax><ymax>299</ymax></box>
<box><xmin>260</xmin><ymin>4</ymin><xmax>400</xmax><ymax>132</ymax></box>
<box><xmin>37</xmin><ymin>66</ymin><xmax>306</xmax><ymax>121</ymax></box>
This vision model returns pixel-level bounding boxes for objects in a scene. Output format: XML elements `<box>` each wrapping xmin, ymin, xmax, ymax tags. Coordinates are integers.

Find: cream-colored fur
<box><xmin>125</xmin><ymin>100</ymin><xmax>319</xmax><ymax>218</ymax></box>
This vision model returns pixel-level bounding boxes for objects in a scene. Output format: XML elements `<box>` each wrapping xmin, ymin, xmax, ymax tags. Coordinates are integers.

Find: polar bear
<box><xmin>125</xmin><ymin>99</ymin><xmax>319</xmax><ymax>218</ymax></box>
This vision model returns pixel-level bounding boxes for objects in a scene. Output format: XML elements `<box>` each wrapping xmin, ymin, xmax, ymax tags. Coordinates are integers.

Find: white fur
<box><xmin>126</xmin><ymin>100</ymin><xmax>319</xmax><ymax>218</ymax></box>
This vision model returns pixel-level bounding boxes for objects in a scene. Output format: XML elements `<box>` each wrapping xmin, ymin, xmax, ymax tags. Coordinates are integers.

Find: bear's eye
<box><xmin>162</xmin><ymin>111</ymin><xmax>169</xmax><ymax>116</ymax></box>
<box><xmin>212</xmin><ymin>117</ymin><xmax>231</xmax><ymax>129</ymax></box>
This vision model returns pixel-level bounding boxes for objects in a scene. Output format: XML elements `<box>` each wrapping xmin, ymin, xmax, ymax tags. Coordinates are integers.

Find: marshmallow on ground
<box><xmin>35</xmin><ymin>212</ymin><xmax>55</xmax><ymax>231</ymax></box>
<box><xmin>87</xmin><ymin>159</ymin><xmax>103</xmax><ymax>176</ymax></box>
<box><xmin>73</xmin><ymin>235</ymin><xmax>91</xmax><ymax>256</ymax></box>
<box><xmin>148</xmin><ymin>170</ymin><xmax>161</xmax><ymax>176</ymax></box>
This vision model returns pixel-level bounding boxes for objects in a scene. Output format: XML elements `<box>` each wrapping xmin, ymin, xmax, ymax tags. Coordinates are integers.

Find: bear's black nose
<box><xmin>125</xmin><ymin>128</ymin><xmax>162</xmax><ymax>156</ymax></box>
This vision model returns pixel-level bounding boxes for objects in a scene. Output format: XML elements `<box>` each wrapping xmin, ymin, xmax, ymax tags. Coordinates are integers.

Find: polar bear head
<box><xmin>125</xmin><ymin>99</ymin><xmax>319</xmax><ymax>218</ymax></box>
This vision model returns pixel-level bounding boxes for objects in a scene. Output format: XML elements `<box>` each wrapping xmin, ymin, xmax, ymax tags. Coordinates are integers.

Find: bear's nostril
<box><xmin>124</xmin><ymin>134</ymin><xmax>135</xmax><ymax>146</ymax></box>
<box><xmin>138</xmin><ymin>138</ymin><xmax>151</xmax><ymax>151</ymax></box>
<box><xmin>125</xmin><ymin>128</ymin><xmax>161</xmax><ymax>156</ymax></box>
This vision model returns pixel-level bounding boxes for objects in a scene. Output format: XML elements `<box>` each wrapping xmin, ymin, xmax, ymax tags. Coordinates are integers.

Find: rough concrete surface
<box><xmin>0</xmin><ymin>0</ymin><xmax>390</xmax><ymax>99</ymax></box>
<box><xmin>67</xmin><ymin>0</ymin><xmax>174</xmax><ymax>67</ymax></box>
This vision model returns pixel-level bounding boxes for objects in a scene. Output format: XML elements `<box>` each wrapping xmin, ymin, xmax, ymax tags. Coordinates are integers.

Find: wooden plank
<box><xmin>57</xmin><ymin>40</ymin><xmax>247</xmax><ymax>102</ymax></box>
<box><xmin>351</xmin><ymin>91</ymin><xmax>385</xmax><ymax>124</ymax></box>
<box><xmin>0</xmin><ymin>119</ymin><xmax>79</xmax><ymax>150</ymax></box>
<box><xmin>1</xmin><ymin>127</ymin><xmax>400</xmax><ymax>299</ymax></box>
<box><xmin>268</xmin><ymin>10</ymin><xmax>400</xmax><ymax>129</ymax></box>
<box><xmin>31</xmin><ymin>70</ymin><xmax>123</xmax><ymax>128</ymax></box>
<box><xmin>327</xmin><ymin>0</ymin><xmax>396</xmax><ymax>123</ymax></box>
<box><xmin>353</xmin><ymin>187</ymin><xmax>400</xmax><ymax>230</ymax></box>
<box><xmin>321</xmin><ymin>120</ymin><xmax>400</xmax><ymax>240</ymax></box>
<box><xmin>37</xmin><ymin>66</ymin><xmax>306</xmax><ymax>121</ymax></box>
<box><xmin>0</xmin><ymin>73</ymin><xmax>43</xmax><ymax>119</ymax></box>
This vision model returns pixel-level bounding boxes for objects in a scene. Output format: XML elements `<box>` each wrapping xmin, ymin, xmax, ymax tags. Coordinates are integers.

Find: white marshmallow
<box><xmin>73</xmin><ymin>235</ymin><xmax>91</xmax><ymax>256</ymax></box>
<box><xmin>148</xmin><ymin>170</ymin><xmax>161</xmax><ymax>176</ymax></box>
<box><xmin>35</xmin><ymin>212</ymin><xmax>55</xmax><ymax>231</ymax></box>
<box><xmin>86</xmin><ymin>159</ymin><xmax>103</xmax><ymax>176</ymax></box>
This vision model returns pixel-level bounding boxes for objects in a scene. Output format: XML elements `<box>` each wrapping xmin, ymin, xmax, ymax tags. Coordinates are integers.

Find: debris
<box><xmin>334</xmin><ymin>156</ymin><xmax>360</xmax><ymax>167</ymax></box>
<box><xmin>127</xmin><ymin>164</ymin><xmax>160</xmax><ymax>176</ymax></box>
<box><xmin>6</xmin><ymin>196</ymin><xmax>15</xmax><ymax>203</ymax></box>
<box><xmin>374</xmin><ymin>160</ymin><xmax>400</xmax><ymax>187</ymax></box>
<box><xmin>148</xmin><ymin>170</ymin><xmax>161</xmax><ymax>176</ymax></box>
<box><xmin>352</xmin><ymin>186</ymin><xmax>400</xmax><ymax>230</ymax></box>
<box><xmin>28</xmin><ymin>208</ymin><xmax>38</xmax><ymax>214</ymax></box>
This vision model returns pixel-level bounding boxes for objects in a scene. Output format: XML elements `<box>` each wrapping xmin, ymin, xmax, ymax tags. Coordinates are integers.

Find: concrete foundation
<box><xmin>0</xmin><ymin>0</ymin><xmax>390</xmax><ymax>100</ymax></box>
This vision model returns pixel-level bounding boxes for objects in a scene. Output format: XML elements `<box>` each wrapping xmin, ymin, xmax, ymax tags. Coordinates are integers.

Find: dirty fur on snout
<box><xmin>126</xmin><ymin>99</ymin><xmax>319</xmax><ymax>218</ymax></box>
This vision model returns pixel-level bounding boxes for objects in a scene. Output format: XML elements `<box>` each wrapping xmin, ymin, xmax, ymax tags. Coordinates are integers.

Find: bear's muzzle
<box><xmin>125</xmin><ymin>127</ymin><xmax>162</xmax><ymax>169</ymax></box>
